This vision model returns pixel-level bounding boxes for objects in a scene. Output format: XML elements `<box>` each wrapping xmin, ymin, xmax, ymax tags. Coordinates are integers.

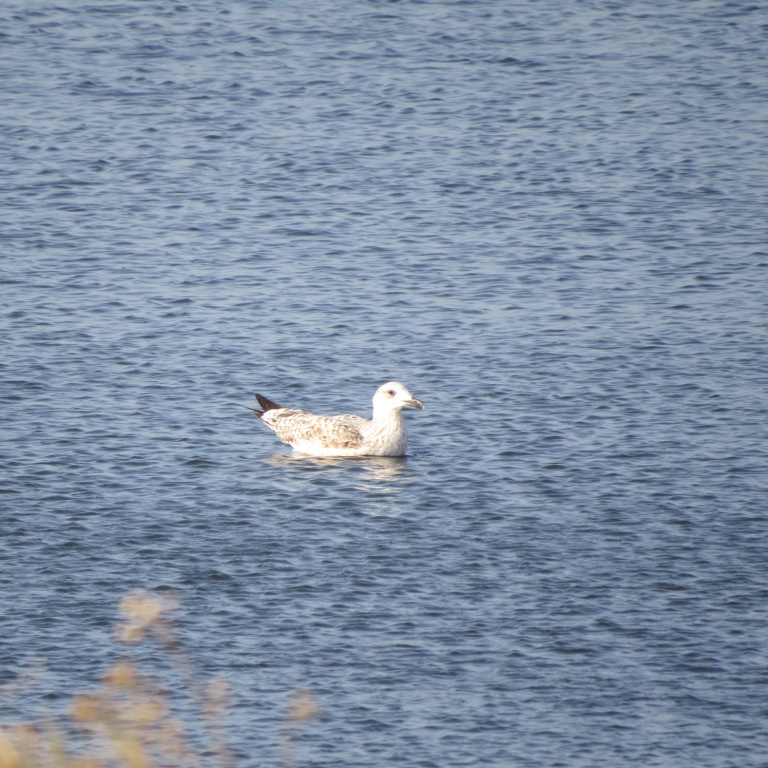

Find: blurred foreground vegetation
<box><xmin>0</xmin><ymin>592</ymin><xmax>317</xmax><ymax>768</ymax></box>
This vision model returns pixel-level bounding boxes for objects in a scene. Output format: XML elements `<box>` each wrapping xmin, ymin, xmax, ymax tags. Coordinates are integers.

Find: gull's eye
<box><xmin>387</xmin><ymin>389</ymin><xmax>396</xmax><ymax>396</ymax></box>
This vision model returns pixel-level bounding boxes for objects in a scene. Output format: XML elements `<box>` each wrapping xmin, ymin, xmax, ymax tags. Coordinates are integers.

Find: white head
<box><xmin>372</xmin><ymin>381</ymin><xmax>425</xmax><ymax>417</ymax></box>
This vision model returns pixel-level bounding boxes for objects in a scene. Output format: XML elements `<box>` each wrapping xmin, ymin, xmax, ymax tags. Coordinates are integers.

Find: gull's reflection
<box><xmin>264</xmin><ymin>453</ymin><xmax>413</xmax><ymax>515</ymax></box>
<box><xmin>266</xmin><ymin>452</ymin><xmax>408</xmax><ymax>480</ymax></box>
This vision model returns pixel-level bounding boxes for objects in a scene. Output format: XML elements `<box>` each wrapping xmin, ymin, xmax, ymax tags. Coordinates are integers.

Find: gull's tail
<box><xmin>254</xmin><ymin>393</ymin><xmax>284</xmax><ymax>416</ymax></box>
<box><xmin>234</xmin><ymin>394</ymin><xmax>284</xmax><ymax>420</ymax></box>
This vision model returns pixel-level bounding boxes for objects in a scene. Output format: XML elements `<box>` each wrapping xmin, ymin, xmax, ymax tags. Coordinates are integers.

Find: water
<box><xmin>2</xmin><ymin>1</ymin><xmax>767</xmax><ymax>766</ymax></box>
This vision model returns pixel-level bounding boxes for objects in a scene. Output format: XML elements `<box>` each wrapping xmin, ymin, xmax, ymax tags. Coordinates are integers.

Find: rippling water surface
<box><xmin>2</xmin><ymin>2</ymin><xmax>767</xmax><ymax>766</ymax></box>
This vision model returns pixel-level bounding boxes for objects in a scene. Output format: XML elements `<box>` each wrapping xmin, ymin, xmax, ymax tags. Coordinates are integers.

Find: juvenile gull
<box><xmin>251</xmin><ymin>382</ymin><xmax>424</xmax><ymax>457</ymax></box>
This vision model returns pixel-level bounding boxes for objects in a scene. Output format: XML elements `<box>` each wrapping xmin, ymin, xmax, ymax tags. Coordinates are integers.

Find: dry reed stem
<box><xmin>279</xmin><ymin>688</ymin><xmax>319</xmax><ymax>768</ymax></box>
<box><xmin>1</xmin><ymin>592</ymin><xmax>319</xmax><ymax>768</ymax></box>
<box><xmin>0</xmin><ymin>592</ymin><xmax>244</xmax><ymax>768</ymax></box>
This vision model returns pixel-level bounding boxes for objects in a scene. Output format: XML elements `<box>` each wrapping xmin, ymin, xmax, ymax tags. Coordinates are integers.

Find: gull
<box><xmin>250</xmin><ymin>382</ymin><xmax>425</xmax><ymax>457</ymax></box>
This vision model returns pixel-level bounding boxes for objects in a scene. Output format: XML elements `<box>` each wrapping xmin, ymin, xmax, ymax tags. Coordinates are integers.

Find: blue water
<box><xmin>2</xmin><ymin>2</ymin><xmax>768</xmax><ymax>766</ymax></box>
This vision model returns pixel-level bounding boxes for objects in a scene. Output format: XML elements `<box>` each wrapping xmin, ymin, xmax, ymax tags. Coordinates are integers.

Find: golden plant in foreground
<box><xmin>0</xmin><ymin>591</ymin><xmax>317</xmax><ymax>768</ymax></box>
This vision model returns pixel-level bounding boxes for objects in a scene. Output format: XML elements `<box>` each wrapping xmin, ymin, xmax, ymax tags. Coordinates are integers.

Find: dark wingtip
<box><xmin>255</xmin><ymin>393</ymin><xmax>284</xmax><ymax>412</ymax></box>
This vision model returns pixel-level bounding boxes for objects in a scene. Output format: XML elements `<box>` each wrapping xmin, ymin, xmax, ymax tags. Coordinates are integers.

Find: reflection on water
<box><xmin>264</xmin><ymin>452</ymin><xmax>412</xmax><ymax>515</ymax></box>
<box><xmin>266</xmin><ymin>452</ymin><xmax>409</xmax><ymax>480</ymax></box>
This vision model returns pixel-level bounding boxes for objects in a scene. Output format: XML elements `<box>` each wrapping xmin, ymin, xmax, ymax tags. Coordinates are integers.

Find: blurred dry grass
<box><xmin>0</xmin><ymin>592</ymin><xmax>317</xmax><ymax>768</ymax></box>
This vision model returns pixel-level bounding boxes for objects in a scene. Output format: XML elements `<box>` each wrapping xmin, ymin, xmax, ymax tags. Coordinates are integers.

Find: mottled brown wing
<box><xmin>264</xmin><ymin>410</ymin><xmax>366</xmax><ymax>450</ymax></box>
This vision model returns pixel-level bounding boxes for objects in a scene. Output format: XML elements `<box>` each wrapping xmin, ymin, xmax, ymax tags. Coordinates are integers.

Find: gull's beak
<box><xmin>405</xmin><ymin>398</ymin><xmax>425</xmax><ymax>411</ymax></box>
